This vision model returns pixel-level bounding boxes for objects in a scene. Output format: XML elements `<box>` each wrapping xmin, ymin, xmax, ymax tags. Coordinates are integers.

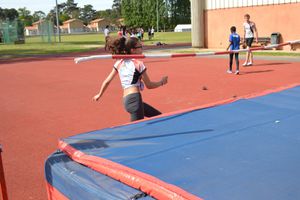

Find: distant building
<box><xmin>24</xmin><ymin>20</ymin><xmax>44</xmax><ymax>36</ymax></box>
<box><xmin>24</xmin><ymin>26</ymin><xmax>38</xmax><ymax>36</ymax></box>
<box><xmin>116</xmin><ymin>18</ymin><xmax>125</xmax><ymax>27</ymax></box>
<box><xmin>88</xmin><ymin>18</ymin><xmax>110</xmax><ymax>32</ymax></box>
<box><xmin>174</xmin><ymin>24</ymin><xmax>192</xmax><ymax>32</ymax></box>
<box><xmin>60</xmin><ymin>19</ymin><xmax>84</xmax><ymax>34</ymax></box>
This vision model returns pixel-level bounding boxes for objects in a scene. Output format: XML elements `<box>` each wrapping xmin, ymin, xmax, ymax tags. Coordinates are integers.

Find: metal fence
<box><xmin>40</xmin><ymin>20</ymin><xmax>56</xmax><ymax>43</ymax></box>
<box><xmin>0</xmin><ymin>19</ymin><xmax>24</xmax><ymax>44</ymax></box>
<box><xmin>206</xmin><ymin>0</ymin><xmax>300</xmax><ymax>10</ymax></box>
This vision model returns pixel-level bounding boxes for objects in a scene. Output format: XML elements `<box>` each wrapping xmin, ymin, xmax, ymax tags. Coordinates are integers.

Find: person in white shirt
<box><xmin>93</xmin><ymin>37</ymin><xmax>168</xmax><ymax>121</ymax></box>
<box><xmin>104</xmin><ymin>25</ymin><xmax>110</xmax><ymax>51</ymax></box>
<box><xmin>243</xmin><ymin>14</ymin><xmax>258</xmax><ymax>66</ymax></box>
<box><xmin>151</xmin><ymin>27</ymin><xmax>155</xmax><ymax>38</ymax></box>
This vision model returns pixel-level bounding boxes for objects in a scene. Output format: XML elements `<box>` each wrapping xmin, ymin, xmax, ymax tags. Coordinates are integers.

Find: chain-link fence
<box><xmin>39</xmin><ymin>20</ymin><xmax>56</xmax><ymax>43</ymax></box>
<box><xmin>0</xmin><ymin>19</ymin><xmax>24</xmax><ymax>44</ymax></box>
<box><xmin>0</xmin><ymin>19</ymin><xmax>57</xmax><ymax>44</ymax></box>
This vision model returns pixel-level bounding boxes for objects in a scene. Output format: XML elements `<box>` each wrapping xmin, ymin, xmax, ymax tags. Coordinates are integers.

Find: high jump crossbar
<box><xmin>74</xmin><ymin>40</ymin><xmax>300</xmax><ymax>64</ymax></box>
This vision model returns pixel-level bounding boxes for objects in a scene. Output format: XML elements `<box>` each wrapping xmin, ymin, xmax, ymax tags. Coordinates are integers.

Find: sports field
<box><xmin>1</xmin><ymin>32</ymin><xmax>299</xmax><ymax>59</ymax></box>
<box><xmin>0</xmin><ymin>32</ymin><xmax>191</xmax><ymax>57</ymax></box>
<box><xmin>1</xmin><ymin>43</ymin><xmax>300</xmax><ymax>199</ymax></box>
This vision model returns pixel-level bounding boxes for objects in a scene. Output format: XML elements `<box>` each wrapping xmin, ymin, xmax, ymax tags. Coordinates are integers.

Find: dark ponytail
<box><xmin>109</xmin><ymin>37</ymin><xmax>139</xmax><ymax>55</ymax></box>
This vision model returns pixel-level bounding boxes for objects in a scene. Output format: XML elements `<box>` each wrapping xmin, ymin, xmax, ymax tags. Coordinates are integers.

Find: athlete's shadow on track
<box><xmin>240</xmin><ymin>69</ymin><xmax>274</xmax><ymax>75</ymax></box>
<box><xmin>251</xmin><ymin>62</ymin><xmax>291</xmax><ymax>66</ymax></box>
<box><xmin>240</xmin><ymin>62</ymin><xmax>291</xmax><ymax>75</ymax></box>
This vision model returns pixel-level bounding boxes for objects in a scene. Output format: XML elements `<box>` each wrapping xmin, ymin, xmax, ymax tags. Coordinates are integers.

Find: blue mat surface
<box><xmin>46</xmin><ymin>86</ymin><xmax>300</xmax><ymax>200</ymax></box>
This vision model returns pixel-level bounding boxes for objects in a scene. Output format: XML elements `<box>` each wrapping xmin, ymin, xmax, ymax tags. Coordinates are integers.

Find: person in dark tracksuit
<box><xmin>93</xmin><ymin>37</ymin><xmax>168</xmax><ymax>122</ymax></box>
<box><xmin>226</xmin><ymin>26</ymin><xmax>241</xmax><ymax>75</ymax></box>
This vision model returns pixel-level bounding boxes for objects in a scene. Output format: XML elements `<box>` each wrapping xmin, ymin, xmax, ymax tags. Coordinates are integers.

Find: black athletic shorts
<box><xmin>123</xmin><ymin>93</ymin><xmax>144</xmax><ymax>122</ymax></box>
<box><xmin>123</xmin><ymin>92</ymin><xmax>162</xmax><ymax>122</ymax></box>
<box><xmin>245</xmin><ymin>37</ymin><xmax>254</xmax><ymax>47</ymax></box>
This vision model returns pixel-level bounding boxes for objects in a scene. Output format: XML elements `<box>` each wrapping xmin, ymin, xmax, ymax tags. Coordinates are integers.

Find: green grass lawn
<box><xmin>0</xmin><ymin>32</ymin><xmax>191</xmax><ymax>58</ymax></box>
<box><xmin>143</xmin><ymin>32</ymin><xmax>191</xmax><ymax>45</ymax></box>
<box><xmin>1</xmin><ymin>32</ymin><xmax>299</xmax><ymax>58</ymax></box>
<box><xmin>0</xmin><ymin>33</ymin><xmax>107</xmax><ymax>57</ymax></box>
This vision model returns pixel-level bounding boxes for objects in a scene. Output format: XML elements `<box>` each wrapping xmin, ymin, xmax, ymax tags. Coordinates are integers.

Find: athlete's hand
<box><xmin>255</xmin><ymin>38</ymin><xmax>258</xmax><ymax>43</ymax></box>
<box><xmin>93</xmin><ymin>93</ymin><xmax>101</xmax><ymax>101</ymax></box>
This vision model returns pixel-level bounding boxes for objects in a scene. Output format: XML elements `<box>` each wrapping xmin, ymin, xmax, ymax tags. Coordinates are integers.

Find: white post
<box><xmin>55</xmin><ymin>0</ymin><xmax>61</xmax><ymax>42</ymax></box>
<box><xmin>191</xmin><ymin>0</ymin><xmax>204</xmax><ymax>48</ymax></box>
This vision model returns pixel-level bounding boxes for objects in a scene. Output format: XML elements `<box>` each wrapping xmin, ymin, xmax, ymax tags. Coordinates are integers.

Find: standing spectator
<box><xmin>104</xmin><ymin>25</ymin><xmax>110</xmax><ymax>51</ymax></box>
<box><xmin>122</xmin><ymin>26</ymin><xmax>127</xmax><ymax>37</ymax></box>
<box><xmin>137</xmin><ymin>28</ymin><xmax>142</xmax><ymax>40</ymax></box>
<box><xmin>151</xmin><ymin>27</ymin><xmax>155</xmax><ymax>38</ymax></box>
<box><xmin>117</xmin><ymin>26</ymin><xmax>123</xmax><ymax>38</ymax></box>
<box><xmin>148</xmin><ymin>28</ymin><xmax>152</xmax><ymax>40</ymax></box>
<box><xmin>226</xmin><ymin>26</ymin><xmax>241</xmax><ymax>75</ymax></box>
<box><xmin>141</xmin><ymin>28</ymin><xmax>144</xmax><ymax>40</ymax></box>
<box><xmin>243</xmin><ymin>14</ymin><xmax>258</xmax><ymax>66</ymax></box>
<box><xmin>130</xmin><ymin>28</ymin><xmax>136</xmax><ymax>38</ymax></box>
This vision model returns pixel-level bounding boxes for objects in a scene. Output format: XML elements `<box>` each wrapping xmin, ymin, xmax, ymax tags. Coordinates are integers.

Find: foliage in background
<box><xmin>112</xmin><ymin>0</ymin><xmax>122</xmax><ymax>18</ymax></box>
<box><xmin>18</xmin><ymin>7</ymin><xmax>33</xmax><ymax>26</ymax></box>
<box><xmin>1</xmin><ymin>0</ymin><xmax>191</xmax><ymax>30</ymax></box>
<box><xmin>79</xmin><ymin>5</ymin><xmax>97</xmax><ymax>25</ymax></box>
<box><xmin>121</xmin><ymin>0</ymin><xmax>190</xmax><ymax>30</ymax></box>
<box><xmin>121</xmin><ymin>0</ymin><xmax>168</xmax><ymax>29</ymax></box>
<box><xmin>0</xmin><ymin>7</ymin><xmax>19</xmax><ymax>21</ymax></box>
<box><xmin>32</xmin><ymin>11</ymin><xmax>46</xmax><ymax>22</ymax></box>
<box><xmin>166</xmin><ymin>0</ymin><xmax>191</xmax><ymax>28</ymax></box>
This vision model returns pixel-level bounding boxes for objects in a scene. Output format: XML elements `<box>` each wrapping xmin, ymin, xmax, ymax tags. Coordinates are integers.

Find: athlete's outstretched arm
<box><xmin>93</xmin><ymin>68</ymin><xmax>118</xmax><ymax>101</ymax></box>
<box><xmin>142</xmin><ymin>71</ymin><xmax>168</xmax><ymax>89</ymax></box>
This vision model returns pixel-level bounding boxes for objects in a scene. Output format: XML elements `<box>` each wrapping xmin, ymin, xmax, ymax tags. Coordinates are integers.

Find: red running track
<box><xmin>0</xmin><ymin>55</ymin><xmax>300</xmax><ymax>200</ymax></box>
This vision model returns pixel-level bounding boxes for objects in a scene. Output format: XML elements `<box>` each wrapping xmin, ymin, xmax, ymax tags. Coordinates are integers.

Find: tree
<box><xmin>79</xmin><ymin>4</ymin><xmax>96</xmax><ymax>25</ymax></box>
<box><xmin>122</xmin><ymin>0</ymin><xmax>190</xmax><ymax>30</ymax></box>
<box><xmin>96</xmin><ymin>9</ymin><xmax>111</xmax><ymax>19</ymax></box>
<box><xmin>60</xmin><ymin>13</ymin><xmax>70</xmax><ymax>23</ymax></box>
<box><xmin>166</xmin><ymin>0</ymin><xmax>190</xmax><ymax>29</ymax></box>
<box><xmin>61</xmin><ymin>0</ymin><xmax>80</xmax><ymax>18</ymax></box>
<box><xmin>46</xmin><ymin>9</ymin><xmax>57</xmax><ymax>25</ymax></box>
<box><xmin>0</xmin><ymin>8</ymin><xmax>19</xmax><ymax>21</ymax></box>
<box><xmin>112</xmin><ymin>0</ymin><xmax>122</xmax><ymax>18</ymax></box>
<box><xmin>18</xmin><ymin>7</ymin><xmax>33</xmax><ymax>26</ymax></box>
<box><xmin>47</xmin><ymin>0</ymin><xmax>77</xmax><ymax>26</ymax></box>
<box><xmin>32</xmin><ymin>11</ymin><xmax>46</xmax><ymax>22</ymax></box>
<box><xmin>121</xmin><ymin>0</ymin><xmax>167</xmax><ymax>29</ymax></box>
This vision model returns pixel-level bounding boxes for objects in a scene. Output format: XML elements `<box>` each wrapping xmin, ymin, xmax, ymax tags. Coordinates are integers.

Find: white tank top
<box><xmin>113</xmin><ymin>59</ymin><xmax>146</xmax><ymax>90</ymax></box>
<box><xmin>243</xmin><ymin>22</ymin><xmax>254</xmax><ymax>38</ymax></box>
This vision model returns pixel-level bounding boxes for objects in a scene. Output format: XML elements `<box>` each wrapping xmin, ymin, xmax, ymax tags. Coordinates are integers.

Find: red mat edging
<box><xmin>58</xmin><ymin>141</ymin><xmax>203</xmax><ymax>200</ymax></box>
<box><xmin>46</xmin><ymin>182</ymin><xmax>68</xmax><ymax>200</ymax></box>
